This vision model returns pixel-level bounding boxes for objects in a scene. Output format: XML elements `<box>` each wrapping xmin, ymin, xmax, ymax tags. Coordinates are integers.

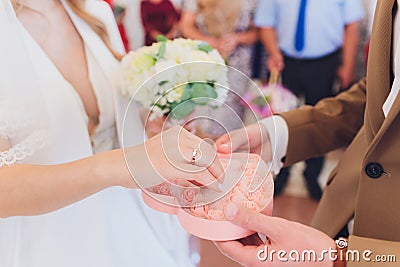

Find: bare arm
<box><xmin>337</xmin><ymin>22</ymin><xmax>360</xmax><ymax>88</ymax></box>
<box><xmin>0</xmin><ymin>126</ymin><xmax>224</xmax><ymax>218</ymax></box>
<box><xmin>0</xmin><ymin>142</ymin><xmax>133</xmax><ymax>218</ymax></box>
<box><xmin>259</xmin><ymin>27</ymin><xmax>284</xmax><ymax>72</ymax></box>
<box><xmin>233</xmin><ymin>26</ymin><xmax>258</xmax><ymax>45</ymax></box>
<box><xmin>179</xmin><ymin>11</ymin><xmax>219</xmax><ymax>47</ymax></box>
<box><xmin>219</xmin><ymin>26</ymin><xmax>258</xmax><ymax>59</ymax></box>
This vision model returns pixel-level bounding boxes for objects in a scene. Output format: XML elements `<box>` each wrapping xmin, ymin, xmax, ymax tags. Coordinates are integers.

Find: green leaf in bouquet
<box><xmin>197</xmin><ymin>42</ymin><xmax>213</xmax><ymax>53</ymax></box>
<box><xmin>156</xmin><ymin>41</ymin><xmax>167</xmax><ymax>60</ymax></box>
<box><xmin>145</xmin><ymin>53</ymin><xmax>158</xmax><ymax>62</ymax></box>
<box><xmin>204</xmin><ymin>83</ymin><xmax>218</xmax><ymax>98</ymax></box>
<box><xmin>181</xmin><ymin>86</ymin><xmax>191</xmax><ymax>101</ymax></box>
<box><xmin>170</xmin><ymin>100</ymin><xmax>196</xmax><ymax>120</ymax></box>
<box><xmin>156</xmin><ymin>35</ymin><xmax>169</xmax><ymax>42</ymax></box>
<box><xmin>189</xmin><ymin>83</ymin><xmax>217</xmax><ymax>105</ymax></box>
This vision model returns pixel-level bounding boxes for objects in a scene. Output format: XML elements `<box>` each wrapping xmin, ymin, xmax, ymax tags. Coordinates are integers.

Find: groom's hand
<box><xmin>215</xmin><ymin>123</ymin><xmax>273</xmax><ymax>163</ymax></box>
<box><xmin>215</xmin><ymin>203</ymin><xmax>336</xmax><ymax>267</ymax></box>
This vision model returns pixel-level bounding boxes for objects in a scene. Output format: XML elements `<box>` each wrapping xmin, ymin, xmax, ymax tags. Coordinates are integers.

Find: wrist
<box><xmin>270</xmin><ymin>50</ymin><xmax>283</xmax><ymax>59</ymax></box>
<box><xmin>92</xmin><ymin>149</ymin><xmax>137</xmax><ymax>189</ymax></box>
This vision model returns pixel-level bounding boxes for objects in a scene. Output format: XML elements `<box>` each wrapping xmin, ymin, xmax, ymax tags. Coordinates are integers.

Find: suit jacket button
<box><xmin>365</xmin><ymin>162</ymin><xmax>384</xmax><ymax>179</ymax></box>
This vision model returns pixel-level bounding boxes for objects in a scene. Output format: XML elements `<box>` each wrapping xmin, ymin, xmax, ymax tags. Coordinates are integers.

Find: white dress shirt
<box><xmin>383</xmin><ymin>0</ymin><xmax>400</xmax><ymax>116</ymax></box>
<box><xmin>262</xmin><ymin>0</ymin><xmax>400</xmax><ymax>175</ymax></box>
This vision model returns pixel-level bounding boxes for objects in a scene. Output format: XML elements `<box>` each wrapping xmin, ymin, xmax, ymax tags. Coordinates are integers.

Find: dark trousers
<box><xmin>274</xmin><ymin>50</ymin><xmax>341</xmax><ymax>200</ymax></box>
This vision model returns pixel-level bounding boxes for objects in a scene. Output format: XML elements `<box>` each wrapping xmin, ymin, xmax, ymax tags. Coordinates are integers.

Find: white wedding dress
<box><xmin>0</xmin><ymin>1</ymin><xmax>194</xmax><ymax>266</ymax></box>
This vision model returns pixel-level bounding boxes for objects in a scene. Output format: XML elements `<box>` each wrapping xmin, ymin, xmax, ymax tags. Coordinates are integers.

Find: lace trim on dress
<box><xmin>0</xmin><ymin>119</ymin><xmax>37</xmax><ymax>139</ymax></box>
<box><xmin>0</xmin><ymin>130</ymin><xmax>48</xmax><ymax>168</ymax></box>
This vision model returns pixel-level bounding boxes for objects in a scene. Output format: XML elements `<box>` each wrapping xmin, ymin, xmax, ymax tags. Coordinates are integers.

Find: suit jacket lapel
<box><xmin>365</xmin><ymin>91</ymin><xmax>400</xmax><ymax>159</ymax></box>
<box><xmin>364</xmin><ymin>0</ymin><xmax>396</xmax><ymax>143</ymax></box>
<box><xmin>364</xmin><ymin>0</ymin><xmax>399</xmax><ymax>158</ymax></box>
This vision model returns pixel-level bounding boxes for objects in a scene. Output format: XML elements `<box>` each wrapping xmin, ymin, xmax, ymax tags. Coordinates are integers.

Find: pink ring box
<box><xmin>142</xmin><ymin>153</ymin><xmax>274</xmax><ymax>241</ymax></box>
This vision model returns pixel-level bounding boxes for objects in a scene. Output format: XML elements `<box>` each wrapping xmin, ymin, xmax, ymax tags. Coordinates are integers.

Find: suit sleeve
<box><xmin>347</xmin><ymin>235</ymin><xmax>400</xmax><ymax>266</ymax></box>
<box><xmin>279</xmin><ymin>78</ymin><xmax>367</xmax><ymax>166</ymax></box>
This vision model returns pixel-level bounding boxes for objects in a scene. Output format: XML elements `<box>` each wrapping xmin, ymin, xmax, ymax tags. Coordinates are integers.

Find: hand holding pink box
<box><xmin>142</xmin><ymin>153</ymin><xmax>274</xmax><ymax>241</ymax></box>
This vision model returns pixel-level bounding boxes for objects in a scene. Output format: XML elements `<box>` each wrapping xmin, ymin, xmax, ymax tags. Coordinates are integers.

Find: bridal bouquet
<box><xmin>120</xmin><ymin>36</ymin><xmax>228</xmax><ymax>121</ymax></box>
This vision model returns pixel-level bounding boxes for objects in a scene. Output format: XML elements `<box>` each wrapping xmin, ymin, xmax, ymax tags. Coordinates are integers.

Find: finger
<box><xmin>206</xmin><ymin>154</ymin><xmax>225</xmax><ymax>183</ymax></box>
<box><xmin>173</xmin><ymin>179</ymin><xmax>195</xmax><ymax>188</ymax></box>
<box><xmin>224</xmin><ymin>203</ymin><xmax>287</xmax><ymax>241</ymax></box>
<box><xmin>191</xmin><ymin>139</ymin><xmax>225</xmax><ymax>182</ymax></box>
<box><xmin>216</xmin><ymin>130</ymin><xmax>249</xmax><ymax>154</ymax></box>
<box><xmin>229</xmin><ymin>131</ymin><xmax>250</xmax><ymax>153</ymax></box>
<box><xmin>190</xmin><ymin>171</ymin><xmax>221</xmax><ymax>192</ymax></box>
<box><xmin>215</xmin><ymin>133</ymin><xmax>231</xmax><ymax>153</ymax></box>
<box><xmin>197</xmin><ymin>139</ymin><xmax>225</xmax><ymax>181</ymax></box>
<box><xmin>214</xmin><ymin>241</ymin><xmax>258</xmax><ymax>266</ymax></box>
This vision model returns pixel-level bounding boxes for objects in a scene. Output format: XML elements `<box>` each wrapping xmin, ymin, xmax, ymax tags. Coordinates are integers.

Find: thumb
<box><xmin>224</xmin><ymin>203</ymin><xmax>285</xmax><ymax>242</ymax></box>
<box><xmin>216</xmin><ymin>130</ymin><xmax>249</xmax><ymax>154</ymax></box>
<box><xmin>215</xmin><ymin>133</ymin><xmax>232</xmax><ymax>153</ymax></box>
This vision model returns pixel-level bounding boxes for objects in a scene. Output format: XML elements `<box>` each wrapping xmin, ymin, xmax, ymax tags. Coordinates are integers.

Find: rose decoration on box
<box><xmin>142</xmin><ymin>153</ymin><xmax>274</xmax><ymax>241</ymax></box>
<box><xmin>120</xmin><ymin>36</ymin><xmax>229</xmax><ymax>121</ymax></box>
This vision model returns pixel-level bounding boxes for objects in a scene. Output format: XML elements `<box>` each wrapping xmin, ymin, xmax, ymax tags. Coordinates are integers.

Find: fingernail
<box><xmin>224</xmin><ymin>203</ymin><xmax>238</xmax><ymax>219</ymax></box>
<box><xmin>220</xmin><ymin>143</ymin><xmax>230</xmax><ymax>148</ymax></box>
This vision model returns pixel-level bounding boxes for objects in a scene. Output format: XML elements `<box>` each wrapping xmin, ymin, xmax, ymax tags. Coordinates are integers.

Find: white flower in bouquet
<box><xmin>120</xmin><ymin>36</ymin><xmax>229</xmax><ymax>121</ymax></box>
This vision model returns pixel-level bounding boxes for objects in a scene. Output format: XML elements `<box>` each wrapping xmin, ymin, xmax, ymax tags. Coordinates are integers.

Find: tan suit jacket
<box><xmin>280</xmin><ymin>0</ymin><xmax>400</xmax><ymax>265</ymax></box>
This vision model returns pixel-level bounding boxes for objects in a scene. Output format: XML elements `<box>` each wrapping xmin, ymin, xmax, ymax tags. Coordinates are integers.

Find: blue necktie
<box><xmin>295</xmin><ymin>0</ymin><xmax>307</xmax><ymax>52</ymax></box>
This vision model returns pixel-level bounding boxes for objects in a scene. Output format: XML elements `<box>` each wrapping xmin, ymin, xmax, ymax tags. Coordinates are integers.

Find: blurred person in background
<box><xmin>255</xmin><ymin>0</ymin><xmax>364</xmax><ymax>200</ymax></box>
<box><xmin>140</xmin><ymin>0</ymin><xmax>180</xmax><ymax>45</ymax></box>
<box><xmin>180</xmin><ymin>0</ymin><xmax>258</xmax><ymax>137</ymax></box>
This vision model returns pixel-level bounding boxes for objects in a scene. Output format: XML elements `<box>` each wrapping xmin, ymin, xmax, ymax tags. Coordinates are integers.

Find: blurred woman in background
<box><xmin>180</xmin><ymin>0</ymin><xmax>258</xmax><ymax>137</ymax></box>
<box><xmin>140</xmin><ymin>0</ymin><xmax>180</xmax><ymax>45</ymax></box>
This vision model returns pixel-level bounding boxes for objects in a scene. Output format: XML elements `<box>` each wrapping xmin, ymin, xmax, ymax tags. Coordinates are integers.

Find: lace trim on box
<box><xmin>0</xmin><ymin>131</ymin><xmax>48</xmax><ymax>168</ymax></box>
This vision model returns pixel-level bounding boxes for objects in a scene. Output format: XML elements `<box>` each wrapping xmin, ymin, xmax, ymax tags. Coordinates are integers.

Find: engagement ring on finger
<box><xmin>191</xmin><ymin>148</ymin><xmax>198</xmax><ymax>165</ymax></box>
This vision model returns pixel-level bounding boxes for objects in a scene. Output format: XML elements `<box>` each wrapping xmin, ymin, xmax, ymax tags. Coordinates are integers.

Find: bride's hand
<box><xmin>124</xmin><ymin>126</ymin><xmax>224</xmax><ymax>191</ymax></box>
